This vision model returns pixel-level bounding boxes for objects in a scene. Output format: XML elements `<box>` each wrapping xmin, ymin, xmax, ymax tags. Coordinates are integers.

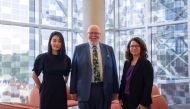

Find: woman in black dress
<box><xmin>32</xmin><ymin>31</ymin><xmax>71</xmax><ymax>109</ymax></box>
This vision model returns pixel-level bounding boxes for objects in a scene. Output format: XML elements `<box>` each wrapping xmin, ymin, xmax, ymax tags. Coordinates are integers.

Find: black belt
<box><xmin>91</xmin><ymin>82</ymin><xmax>103</xmax><ymax>86</ymax></box>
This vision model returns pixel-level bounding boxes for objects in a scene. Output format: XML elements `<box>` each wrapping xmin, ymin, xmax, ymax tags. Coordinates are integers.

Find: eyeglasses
<box><xmin>130</xmin><ymin>45</ymin><xmax>140</xmax><ymax>48</ymax></box>
<box><xmin>88</xmin><ymin>32</ymin><xmax>100</xmax><ymax>35</ymax></box>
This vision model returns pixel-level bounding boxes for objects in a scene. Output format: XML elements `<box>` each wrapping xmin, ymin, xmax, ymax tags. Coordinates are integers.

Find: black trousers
<box><xmin>122</xmin><ymin>94</ymin><xmax>151</xmax><ymax>109</ymax></box>
<box><xmin>78</xmin><ymin>82</ymin><xmax>111</xmax><ymax>109</ymax></box>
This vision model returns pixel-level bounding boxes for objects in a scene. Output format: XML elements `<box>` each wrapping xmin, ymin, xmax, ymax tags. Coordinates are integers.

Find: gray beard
<box><xmin>88</xmin><ymin>40</ymin><xmax>99</xmax><ymax>46</ymax></box>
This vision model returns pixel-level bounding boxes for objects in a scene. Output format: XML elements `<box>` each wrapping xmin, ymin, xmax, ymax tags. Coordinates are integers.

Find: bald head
<box><xmin>87</xmin><ymin>25</ymin><xmax>101</xmax><ymax>45</ymax></box>
<box><xmin>87</xmin><ymin>25</ymin><xmax>101</xmax><ymax>33</ymax></box>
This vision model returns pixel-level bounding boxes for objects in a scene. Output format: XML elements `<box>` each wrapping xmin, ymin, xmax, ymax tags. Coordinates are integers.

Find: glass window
<box><xmin>73</xmin><ymin>0</ymin><xmax>83</xmax><ymax>30</ymax></box>
<box><xmin>119</xmin><ymin>0</ymin><xmax>145</xmax><ymax>27</ymax></box>
<box><xmin>72</xmin><ymin>32</ymin><xmax>84</xmax><ymax>51</ymax></box>
<box><xmin>105</xmin><ymin>31</ymin><xmax>114</xmax><ymax>47</ymax></box>
<box><xmin>0</xmin><ymin>25</ymin><xmax>37</xmax><ymax>103</ymax></box>
<box><xmin>151</xmin><ymin>0</ymin><xmax>187</xmax><ymax>23</ymax></box>
<box><xmin>105</xmin><ymin>0</ymin><xmax>114</xmax><ymax>29</ymax></box>
<box><xmin>151</xmin><ymin>24</ymin><xmax>188</xmax><ymax>82</ymax></box>
<box><xmin>0</xmin><ymin>0</ymin><xmax>38</xmax><ymax>24</ymax></box>
<box><xmin>42</xmin><ymin>0</ymin><xmax>68</xmax><ymax>27</ymax></box>
<box><xmin>151</xmin><ymin>23</ymin><xmax>188</xmax><ymax>104</ymax></box>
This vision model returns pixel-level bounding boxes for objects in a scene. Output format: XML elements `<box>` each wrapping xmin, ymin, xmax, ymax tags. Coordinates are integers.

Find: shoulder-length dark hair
<box><xmin>125</xmin><ymin>37</ymin><xmax>148</xmax><ymax>60</ymax></box>
<box><xmin>48</xmin><ymin>31</ymin><xmax>66</xmax><ymax>58</ymax></box>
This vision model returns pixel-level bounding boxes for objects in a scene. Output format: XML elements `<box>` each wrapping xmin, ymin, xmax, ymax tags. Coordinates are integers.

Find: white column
<box><xmin>83</xmin><ymin>0</ymin><xmax>105</xmax><ymax>42</ymax></box>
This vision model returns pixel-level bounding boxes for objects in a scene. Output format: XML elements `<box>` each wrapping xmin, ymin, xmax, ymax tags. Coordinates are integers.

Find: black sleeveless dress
<box><xmin>32</xmin><ymin>53</ymin><xmax>71</xmax><ymax>109</ymax></box>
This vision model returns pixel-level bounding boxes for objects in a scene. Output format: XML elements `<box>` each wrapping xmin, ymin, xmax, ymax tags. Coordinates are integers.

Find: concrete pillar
<box><xmin>83</xmin><ymin>0</ymin><xmax>105</xmax><ymax>42</ymax></box>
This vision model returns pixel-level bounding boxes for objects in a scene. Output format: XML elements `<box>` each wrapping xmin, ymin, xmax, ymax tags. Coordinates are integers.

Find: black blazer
<box><xmin>119</xmin><ymin>58</ymin><xmax>154</xmax><ymax>107</ymax></box>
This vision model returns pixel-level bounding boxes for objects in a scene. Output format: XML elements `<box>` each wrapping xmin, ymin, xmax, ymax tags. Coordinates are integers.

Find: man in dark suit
<box><xmin>70</xmin><ymin>25</ymin><xmax>119</xmax><ymax>109</ymax></box>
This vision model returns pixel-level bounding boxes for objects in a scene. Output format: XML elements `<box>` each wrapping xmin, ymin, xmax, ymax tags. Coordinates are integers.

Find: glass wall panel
<box><xmin>0</xmin><ymin>0</ymin><xmax>37</xmax><ymax>24</ymax></box>
<box><xmin>42</xmin><ymin>0</ymin><xmax>68</xmax><ymax>27</ymax></box>
<box><xmin>0</xmin><ymin>25</ymin><xmax>37</xmax><ymax>103</ymax></box>
<box><xmin>73</xmin><ymin>0</ymin><xmax>83</xmax><ymax>30</ymax></box>
<box><xmin>151</xmin><ymin>0</ymin><xmax>187</xmax><ymax>23</ymax></box>
<box><xmin>72</xmin><ymin>32</ymin><xmax>84</xmax><ymax>51</ymax></box>
<box><xmin>67</xmin><ymin>32</ymin><xmax>72</xmax><ymax>58</ymax></box>
<box><xmin>151</xmin><ymin>23</ymin><xmax>189</xmax><ymax>104</ymax></box>
<box><xmin>119</xmin><ymin>0</ymin><xmax>145</xmax><ymax>27</ymax></box>
<box><xmin>105</xmin><ymin>31</ymin><xmax>114</xmax><ymax>47</ymax></box>
<box><xmin>105</xmin><ymin>0</ymin><xmax>114</xmax><ymax>29</ymax></box>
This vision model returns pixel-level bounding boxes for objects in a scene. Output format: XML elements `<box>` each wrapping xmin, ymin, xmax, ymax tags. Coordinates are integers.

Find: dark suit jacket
<box><xmin>119</xmin><ymin>58</ymin><xmax>154</xmax><ymax>107</ymax></box>
<box><xmin>70</xmin><ymin>43</ymin><xmax>119</xmax><ymax>102</ymax></box>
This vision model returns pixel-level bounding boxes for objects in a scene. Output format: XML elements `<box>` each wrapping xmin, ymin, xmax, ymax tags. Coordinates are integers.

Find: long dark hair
<box><xmin>125</xmin><ymin>37</ymin><xmax>148</xmax><ymax>60</ymax></box>
<box><xmin>48</xmin><ymin>31</ymin><xmax>66</xmax><ymax>59</ymax></box>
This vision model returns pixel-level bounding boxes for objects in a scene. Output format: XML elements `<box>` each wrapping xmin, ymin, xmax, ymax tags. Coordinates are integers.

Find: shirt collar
<box><xmin>89</xmin><ymin>43</ymin><xmax>100</xmax><ymax>49</ymax></box>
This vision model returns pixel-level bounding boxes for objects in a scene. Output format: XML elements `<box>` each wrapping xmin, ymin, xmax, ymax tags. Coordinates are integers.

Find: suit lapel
<box><xmin>85</xmin><ymin>43</ymin><xmax>92</xmax><ymax>69</ymax></box>
<box><xmin>100</xmin><ymin>43</ymin><xmax>106</xmax><ymax>70</ymax></box>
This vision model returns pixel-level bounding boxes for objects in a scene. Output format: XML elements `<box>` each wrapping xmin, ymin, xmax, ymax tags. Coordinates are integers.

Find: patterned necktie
<box><xmin>92</xmin><ymin>46</ymin><xmax>100</xmax><ymax>82</ymax></box>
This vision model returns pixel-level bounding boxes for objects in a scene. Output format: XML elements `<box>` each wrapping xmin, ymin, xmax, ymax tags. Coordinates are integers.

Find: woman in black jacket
<box><xmin>119</xmin><ymin>37</ymin><xmax>154</xmax><ymax>109</ymax></box>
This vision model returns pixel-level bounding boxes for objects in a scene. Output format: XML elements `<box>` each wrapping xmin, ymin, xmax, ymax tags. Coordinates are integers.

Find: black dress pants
<box><xmin>78</xmin><ymin>82</ymin><xmax>111</xmax><ymax>109</ymax></box>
